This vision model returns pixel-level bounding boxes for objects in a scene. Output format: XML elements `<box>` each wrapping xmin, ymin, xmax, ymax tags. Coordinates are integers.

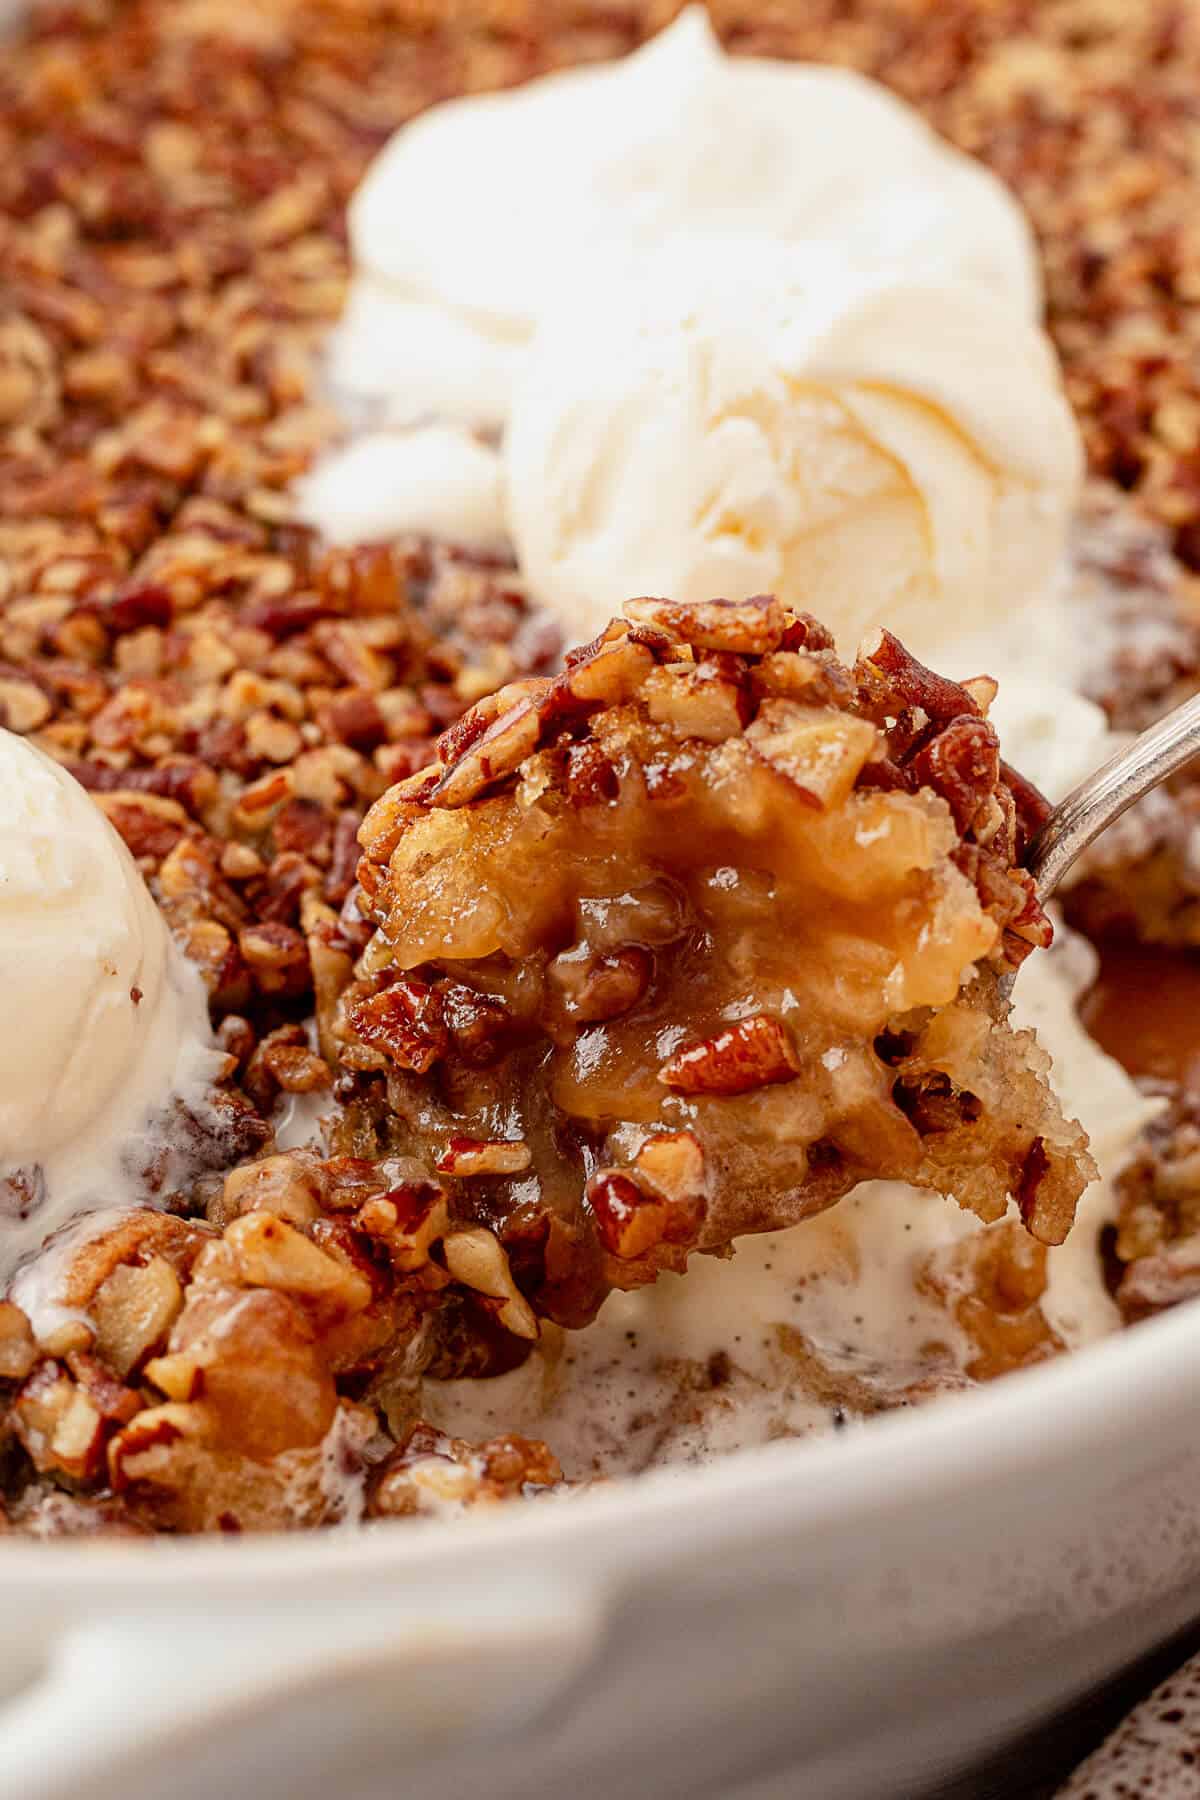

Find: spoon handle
<box><xmin>1025</xmin><ymin>689</ymin><xmax>1200</xmax><ymax>901</ymax></box>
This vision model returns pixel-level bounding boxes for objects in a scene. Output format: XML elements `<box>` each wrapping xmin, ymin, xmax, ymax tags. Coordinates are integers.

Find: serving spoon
<box><xmin>1024</xmin><ymin>688</ymin><xmax>1200</xmax><ymax>901</ymax></box>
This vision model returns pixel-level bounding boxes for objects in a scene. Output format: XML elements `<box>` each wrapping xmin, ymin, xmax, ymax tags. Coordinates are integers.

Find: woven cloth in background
<box><xmin>1058</xmin><ymin>1652</ymin><xmax>1200</xmax><ymax>1797</ymax></box>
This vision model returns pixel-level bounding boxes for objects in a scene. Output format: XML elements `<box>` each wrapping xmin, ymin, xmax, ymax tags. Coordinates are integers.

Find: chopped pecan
<box><xmin>624</xmin><ymin>594</ymin><xmax>785</xmax><ymax>655</ymax></box>
<box><xmin>659</xmin><ymin>1015</ymin><xmax>802</xmax><ymax>1096</ymax></box>
<box><xmin>555</xmin><ymin>629</ymin><xmax>657</xmax><ymax>711</ymax></box>
<box><xmin>746</xmin><ymin>701</ymin><xmax>880</xmax><ymax>809</ymax></box>
<box><xmin>632</xmin><ymin>1130</ymin><xmax>707</xmax><ymax>1205</ymax></box>
<box><xmin>220</xmin><ymin>1213</ymin><xmax>373</xmax><ymax>1316</ymax></box>
<box><xmin>442</xmin><ymin>1230</ymin><xmax>538</xmax><ymax>1341</ymax></box>
<box><xmin>0</xmin><ymin>676</ymin><xmax>52</xmax><ymax>733</ymax></box>
<box><xmin>346</xmin><ymin>976</ymin><xmax>449</xmax><ymax>1073</ymax></box>
<box><xmin>367</xmin><ymin>1422</ymin><xmax>562</xmax><ymax>1519</ymax></box>
<box><xmin>366</xmin><ymin>1180</ymin><xmax>450</xmax><ymax>1272</ymax></box>
<box><xmin>108</xmin><ymin>1403</ymin><xmax>209</xmax><ymax>1495</ymax></box>
<box><xmin>95</xmin><ymin>790</ymin><xmax>190</xmax><ymax>861</ymax></box>
<box><xmin>587</xmin><ymin>1167</ymin><xmax>703</xmax><ymax>1260</ymax></box>
<box><xmin>438</xmin><ymin>981</ymin><xmax>512</xmax><ymax>1066</ymax></box>
<box><xmin>238</xmin><ymin>921</ymin><xmax>310</xmax><ymax>997</ymax></box>
<box><xmin>431</xmin><ymin>694</ymin><xmax>543</xmax><ymax>806</ymax></box>
<box><xmin>13</xmin><ymin>1356</ymin><xmax>137</xmax><ymax>1483</ymax></box>
<box><xmin>858</xmin><ymin>630</ymin><xmax>982</xmax><ymax>729</ymax></box>
<box><xmin>435</xmin><ymin>1137</ymin><xmax>533</xmax><ymax>1177</ymax></box>
<box><xmin>548</xmin><ymin>945</ymin><xmax>652</xmax><ymax>1022</ymax></box>
<box><xmin>909</xmin><ymin>716</ymin><xmax>1002</xmax><ymax>834</ymax></box>
<box><xmin>0</xmin><ymin>1303</ymin><xmax>37</xmax><ymax>1382</ymax></box>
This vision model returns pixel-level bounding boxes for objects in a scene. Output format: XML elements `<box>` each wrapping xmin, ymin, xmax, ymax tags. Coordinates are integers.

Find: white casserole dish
<box><xmin>3</xmin><ymin>1296</ymin><xmax>1200</xmax><ymax>1800</ymax></box>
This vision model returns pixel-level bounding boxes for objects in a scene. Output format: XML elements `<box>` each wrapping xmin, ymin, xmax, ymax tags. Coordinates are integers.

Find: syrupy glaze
<box><xmin>1080</xmin><ymin>944</ymin><xmax>1200</xmax><ymax>1091</ymax></box>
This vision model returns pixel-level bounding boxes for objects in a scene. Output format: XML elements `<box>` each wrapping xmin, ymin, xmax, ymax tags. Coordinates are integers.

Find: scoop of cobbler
<box><xmin>344</xmin><ymin>597</ymin><xmax>1093</xmax><ymax>1327</ymax></box>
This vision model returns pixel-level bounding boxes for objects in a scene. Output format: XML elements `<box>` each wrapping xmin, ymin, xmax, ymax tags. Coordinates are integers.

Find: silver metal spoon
<box><xmin>1025</xmin><ymin>688</ymin><xmax>1200</xmax><ymax>900</ymax></box>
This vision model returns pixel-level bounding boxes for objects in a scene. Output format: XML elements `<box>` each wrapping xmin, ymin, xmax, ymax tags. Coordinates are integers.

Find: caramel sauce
<box><xmin>1079</xmin><ymin>944</ymin><xmax>1200</xmax><ymax>1089</ymax></box>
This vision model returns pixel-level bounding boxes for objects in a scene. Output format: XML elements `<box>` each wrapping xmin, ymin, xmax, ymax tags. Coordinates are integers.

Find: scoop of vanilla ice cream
<box><xmin>326</xmin><ymin>278</ymin><xmax>519</xmax><ymax>433</ymax></box>
<box><xmin>0</xmin><ymin>732</ymin><xmax>217</xmax><ymax>1271</ymax></box>
<box><xmin>335</xmin><ymin>6</ymin><xmax>1040</xmax><ymax>430</ymax></box>
<box><xmin>295</xmin><ymin>424</ymin><xmax>508</xmax><ymax>551</ymax></box>
<box><xmin>505</xmin><ymin>243</ymin><xmax>1082</xmax><ymax>658</ymax></box>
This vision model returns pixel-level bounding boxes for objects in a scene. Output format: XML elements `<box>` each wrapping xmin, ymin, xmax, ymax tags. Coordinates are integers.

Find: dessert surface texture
<box><xmin>2</xmin><ymin>0</ymin><xmax>1200</xmax><ymax>1536</ymax></box>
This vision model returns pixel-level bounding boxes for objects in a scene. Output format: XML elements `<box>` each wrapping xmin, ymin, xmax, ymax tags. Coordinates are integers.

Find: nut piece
<box><xmin>632</xmin><ymin>1130</ymin><xmax>707</xmax><ymax>1203</ymax></box>
<box><xmin>432</xmin><ymin>695</ymin><xmax>543</xmax><ymax>807</ymax></box>
<box><xmin>0</xmin><ymin>678</ymin><xmax>52</xmax><ymax>734</ymax></box>
<box><xmin>859</xmin><ymin>629</ymin><xmax>983</xmax><ymax>729</ymax></box>
<box><xmin>558</xmin><ymin>631</ymin><xmax>655</xmax><ymax>709</ymax></box>
<box><xmin>108</xmin><ymin>1402</ymin><xmax>210</xmax><ymax>1493</ymax></box>
<box><xmin>13</xmin><ymin>1356</ymin><xmax>138</xmax><ymax>1482</ymax></box>
<box><xmin>586</xmin><ymin>1164</ymin><xmax>704</xmax><ymax>1261</ymax></box>
<box><xmin>548</xmin><ymin>945</ymin><xmax>652</xmax><ymax>1023</ymax></box>
<box><xmin>346</xmin><ymin>978</ymin><xmax>448</xmax><ymax>1073</ymax></box>
<box><xmin>659</xmin><ymin>1015</ymin><xmax>801</xmax><ymax>1096</ymax></box>
<box><xmin>435</xmin><ymin>1137</ymin><xmax>532</xmax><ymax>1177</ymax></box>
<box><xmin>442</xmin><ymin>1229</ymin><xmax>538</xmax><ymax>1341</ymax></box>
<box><xmin>587</xmin><ymin>1171</ymin><xmax>661</xmax><ymax>1259</ymax></box>
<box><xmin>220</xmin><ymin>1153</ymin><xmax>325</xmax><ymax>1228</ymax></box>
<box><xmin>0</xmin><ymin>1302</ymin><xmax>37</xmax><ymax>1381</ymax></box>
<box><xmin>624</xmin><ymin>595</ymin><xmax>785</xmax><ymax>655</ymax></box>
<box><xmin>92</xmin><ymin>1257</ymin><xmax>184</xmax><ymax>1379</ymax></box>
<box><xmin>222</xmin><ymin>1213</ymin><xmax>373</xmax><ymax>1314</ymax></box>
<box><xmin>642</xmin><ymin>662</ymin><xmax>747</xmax><ymax>742</ymax></box>
<box><xmin>368</xmin><ymin>1422</ymin><xmax>563</xmax><ymax>1519</ymax></box>
<box><xmin>356</xmin><ymin>1179</ymin><xmax>450</xmax><ymax>1272</ymax></box>
<box><xmin>746</xmin><ymin>701</ymin><xmax>880</xmax><ymax>810</ymax></box>
<box><xmin>909</xmin><ymin>715</ymin><xmax>1002</xmax><ymax>834</ymax></box>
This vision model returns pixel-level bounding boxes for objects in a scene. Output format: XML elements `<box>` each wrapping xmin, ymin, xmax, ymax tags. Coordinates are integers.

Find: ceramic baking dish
<box><xmin>3</xmin><ymin>1294</ymin><xmax>1200</xmax><ymax>1800</ymax></box>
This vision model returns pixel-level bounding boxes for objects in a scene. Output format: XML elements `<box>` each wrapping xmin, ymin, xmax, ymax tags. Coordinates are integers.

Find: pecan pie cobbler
<box><xmin>2</xmin><ymin>0</ymin><xmax>1200</xmax><ymax>1539</ymax></box>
